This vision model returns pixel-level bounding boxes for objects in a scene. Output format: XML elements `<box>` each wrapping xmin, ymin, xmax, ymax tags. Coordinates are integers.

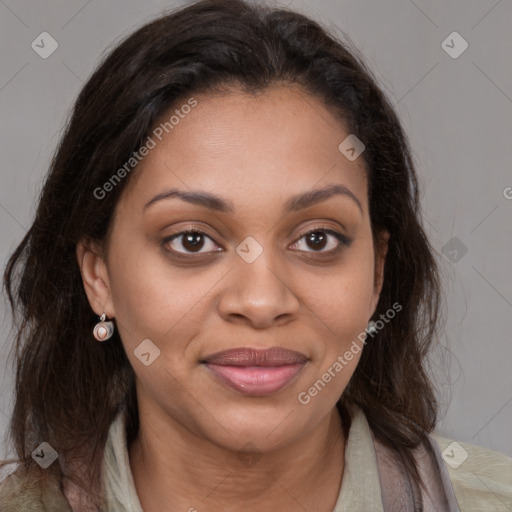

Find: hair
<box><xmin>2</xmin><ymin>0</ymin><xmax>443</xmax><ymax>506</ymax></box>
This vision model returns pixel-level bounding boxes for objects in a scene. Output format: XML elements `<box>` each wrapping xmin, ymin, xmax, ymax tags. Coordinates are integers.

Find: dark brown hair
<box><xmin>2</xmin><ymin>0</ymin><xmax>442</xmax><ymax>505</ymax></box>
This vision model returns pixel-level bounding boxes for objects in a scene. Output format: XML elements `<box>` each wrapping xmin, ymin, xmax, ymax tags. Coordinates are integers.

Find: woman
<box><xmin>1</xmin><ymin>0</ymin><xmax>511</xmax><ymax>510</ymax></box>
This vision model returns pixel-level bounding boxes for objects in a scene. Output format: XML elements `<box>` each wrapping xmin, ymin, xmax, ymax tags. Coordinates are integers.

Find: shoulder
<box><xmin>431</xmin><ymin>433</ymin><xmax>512</xmax><ymax>512</ymax></box>
<box><xmin>0</xmin><ymin>459</ymin><xmax>73</xmax><ymax>512</ymax></box>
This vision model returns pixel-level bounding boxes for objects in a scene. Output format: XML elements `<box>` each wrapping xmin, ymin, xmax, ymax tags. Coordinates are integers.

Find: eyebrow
<box><xmin>143</xmin><ymin>183</ymin><xmax>363</xmax><ymax>215</ymax></box>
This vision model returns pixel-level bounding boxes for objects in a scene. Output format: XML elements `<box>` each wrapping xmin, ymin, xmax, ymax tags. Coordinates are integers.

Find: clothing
<box><xmin>1</xmin><ymin>405</ymin><xmax>511</xmax><ymax>511</ymax></box>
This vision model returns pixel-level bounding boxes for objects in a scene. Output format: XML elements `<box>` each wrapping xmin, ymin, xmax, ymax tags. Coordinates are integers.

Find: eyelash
<box><xmin>162</xmin><ymin>225</ymin><xmax>350</xmax><ymax>258</ymax></box>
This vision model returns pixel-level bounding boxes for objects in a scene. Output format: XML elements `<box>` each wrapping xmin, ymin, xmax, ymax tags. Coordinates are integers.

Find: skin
<box><xmin>77</xmin><ymin>83</ymin><xmax>389</xmax><ymax>511</ymax></box>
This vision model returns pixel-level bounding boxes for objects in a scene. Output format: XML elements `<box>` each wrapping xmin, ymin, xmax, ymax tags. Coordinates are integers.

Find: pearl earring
<box><xmin>367</xmin><ymin>320</ymin><xmax>378</xmax><ymax>335</ymax></box>
<box><xmin>93</xmin><ymin>313</ymin><xmax>114</xmax><ymax>342</ymax></box>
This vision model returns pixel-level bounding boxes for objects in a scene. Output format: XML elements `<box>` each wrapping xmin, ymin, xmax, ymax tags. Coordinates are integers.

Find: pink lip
<box><xmin>203</xmin><ymin>347</ymin><xmax>307</xmax><ymax>396</ymax></box>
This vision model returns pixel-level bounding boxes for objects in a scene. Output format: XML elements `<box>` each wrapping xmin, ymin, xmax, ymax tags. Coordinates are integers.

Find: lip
<box><xmin>203</xmin><ymin>347</ymin><xmax>308</xmax><ymax>396</ymax></box>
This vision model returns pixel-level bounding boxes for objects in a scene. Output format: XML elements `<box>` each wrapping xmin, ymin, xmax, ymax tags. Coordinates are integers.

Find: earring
<box><xmin>367</xmin><ymin>320</ymin><xmax>378</xmax><ymax>335</ymax></box>
<box><xmin>93</xmin><ymin>313</ymin><xmax>114</xmax><ymax>342</ymax></box>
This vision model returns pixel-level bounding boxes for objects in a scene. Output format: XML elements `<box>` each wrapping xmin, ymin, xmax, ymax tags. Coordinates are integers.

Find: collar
<box><xmin>101</xmin><ymin>405</ymin><xmax>143</xmax><ymax>512</ymax></box>
<box><xmin>333</xmin><ymin>405</ymin><xmax>384</xmax><ymax>511</ymax></box>
<box><xmin>101</xmin><ymin>404</ymin><xmax>383</xmax><ymax>512</ymax></box>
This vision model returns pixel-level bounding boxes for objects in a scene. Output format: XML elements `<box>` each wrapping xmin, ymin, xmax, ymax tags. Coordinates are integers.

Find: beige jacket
<box><xmin>1</xmin><ymin>405</ymin><xmax>511</xmax><ymax>511</ymax></box>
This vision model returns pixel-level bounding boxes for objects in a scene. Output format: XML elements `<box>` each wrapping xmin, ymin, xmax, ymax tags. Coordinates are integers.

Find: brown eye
<box><xmin>306</xmin><ymin>231</ymin><xmax>328</xmax><ymax>251</ymax></box>
<box><xmin>163</xmin><ymin>229</ymin><xmax>221</xmax><ymax>255</ymax></box>
<box><xmin>290</xmin><ymin>228</ymin><xmax>350</xmax><ymax>253</ymax></box>
<box><xmin>181</xmin><ymin>232</ymin><xmax>205</xmax><ymax>252</ymax></box>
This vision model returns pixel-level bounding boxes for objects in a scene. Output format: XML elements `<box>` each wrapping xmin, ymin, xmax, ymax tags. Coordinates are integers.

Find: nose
<box><xmin>217</xmin><ymin>245</ymin><xmax>300</xmax><ymax>329</ymax></box>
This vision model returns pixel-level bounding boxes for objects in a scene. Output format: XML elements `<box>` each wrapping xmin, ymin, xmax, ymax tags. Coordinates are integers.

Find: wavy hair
<box><xmin>2</xmin><ymin>0</ymin><xmax>443</xmax><ymax>504</ymax></box>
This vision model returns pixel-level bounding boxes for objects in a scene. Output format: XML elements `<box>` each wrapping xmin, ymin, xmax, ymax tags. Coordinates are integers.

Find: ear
<box><xmin>370</xmin><ymin>230</ymin><xmax>390</xmax><ymax>315</ymax></box>
<box><xmin>76</xmin><ymin>238</ymin><xmax>115</xmax><ymax>319</ymax></box>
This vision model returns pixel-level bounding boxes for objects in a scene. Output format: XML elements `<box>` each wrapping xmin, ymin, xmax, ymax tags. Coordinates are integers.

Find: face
<box><xmin>78</xmin><ymin>84</ymin><xmax>388</xmax><ymax>453</ymax></box>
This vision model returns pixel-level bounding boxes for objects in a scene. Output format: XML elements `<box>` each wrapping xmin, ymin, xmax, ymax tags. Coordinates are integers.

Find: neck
<box><xmin>129</xmin><ymin>406</ymin><xmax>345</xmax><ymax>512</ymax></box>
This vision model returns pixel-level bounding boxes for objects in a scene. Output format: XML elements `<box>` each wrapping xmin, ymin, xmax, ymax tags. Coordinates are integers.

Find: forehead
<box><xmin>120</xmin><ymin>84</ymin><xmax>368</xmax><ymax>214</ymax></box>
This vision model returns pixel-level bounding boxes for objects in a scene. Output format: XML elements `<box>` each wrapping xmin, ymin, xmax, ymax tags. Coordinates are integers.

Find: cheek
<box><xmin>307</xmin><ymin>251</ymin><xmax>375</xmax><ymax>334</ymax></box>
<box><xmin>297</xmin><ymin>277</ymin><xmax>371</xmax><ymax>410</ymax></box>
<box><xmin>106</xmin><ymin>237</ymin><xmax>214</xmax><ymax>352</ymax></box>
<box><xmin>299</xmin><ymin>245</ymin><xmax>376</xmax><ymax>393</ymax></box>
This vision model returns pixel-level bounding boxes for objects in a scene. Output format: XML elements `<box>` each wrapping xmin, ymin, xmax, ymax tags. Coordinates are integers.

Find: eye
<box><xmin>290</xmin><ymin>226</ymin><xmax>350</xmax><ymax>253</ymax></box>
<box><xmin>163</xmin><ymin>228</ymin><xmax>222</xmax><ymax>255</ymax></box>
<box><xmin>162</xmin><ymin>225</ymin><xmax>350</xmax><ymax>258</ymax></box>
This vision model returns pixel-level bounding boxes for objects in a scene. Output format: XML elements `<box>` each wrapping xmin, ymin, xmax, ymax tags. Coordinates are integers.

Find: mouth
<box><xmin>202</xmin><ymin>347</ymin><xmax>308</xmax><ymax>396</ymax></box>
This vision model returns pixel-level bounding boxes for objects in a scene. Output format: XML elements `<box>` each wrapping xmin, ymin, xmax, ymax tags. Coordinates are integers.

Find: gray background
<box><xmin>1</xmin><ymin>0</ymin><xmax>511</xmax><ymax>462</ymax></box>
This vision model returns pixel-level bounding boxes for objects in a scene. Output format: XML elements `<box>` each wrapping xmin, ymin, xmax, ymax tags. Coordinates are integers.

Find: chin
<box><xmin>199</xmin><ymin>404</ymin><xmax>306</xmax><ymax>450</ymax></box>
